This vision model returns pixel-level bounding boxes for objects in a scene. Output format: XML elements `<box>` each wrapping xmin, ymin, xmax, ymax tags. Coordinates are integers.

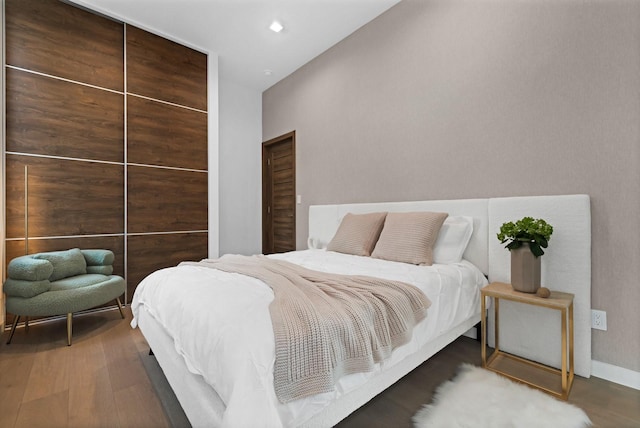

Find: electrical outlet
<box><xmin>591</xmin><ymin>309</ymin><xmax>607</xmax><ymax>331</ymax></box>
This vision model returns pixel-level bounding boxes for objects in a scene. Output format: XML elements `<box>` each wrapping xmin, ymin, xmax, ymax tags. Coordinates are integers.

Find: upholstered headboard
<box><xmin>308</xmin><ymin>194</ymin><xmax>592</xmax><ymax>377</ymax></box>
<box><xmin>309</xmin><ymin>198</ymin><xmax>490</xmax><ymax>274</ymax></box>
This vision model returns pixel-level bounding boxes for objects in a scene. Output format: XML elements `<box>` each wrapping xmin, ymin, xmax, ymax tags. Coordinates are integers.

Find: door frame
<box><xmin>262</xmin><ymin>131</ymin><xmax>296</xmax><ymax>254</ymax></box>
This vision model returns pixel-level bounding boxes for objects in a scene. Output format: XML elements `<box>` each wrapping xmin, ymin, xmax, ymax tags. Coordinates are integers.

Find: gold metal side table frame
<box><xmin>481</xmin><ymin>282</ymin><xmax>575</xmax><ymax>400</ymax></box>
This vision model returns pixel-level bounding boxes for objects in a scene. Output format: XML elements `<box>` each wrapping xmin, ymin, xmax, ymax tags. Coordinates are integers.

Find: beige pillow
<box><xmin>327</xmin><ymin>212</ymin><xmax>387</xmax><ymax>256</ymax></box>
<box><xmin>371</xmin><ymin>211</ymin><xmax>449</xmax><ymax>265</ymax></box>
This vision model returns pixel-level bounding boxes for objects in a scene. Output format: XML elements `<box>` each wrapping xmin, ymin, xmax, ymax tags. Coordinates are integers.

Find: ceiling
<box><xmin>71</xmin><ymin>0</ymin><xmax>401</xmax><ymax>92</ymax></box>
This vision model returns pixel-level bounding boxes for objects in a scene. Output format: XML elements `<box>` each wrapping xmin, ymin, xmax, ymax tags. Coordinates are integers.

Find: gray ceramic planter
<box><xmin>510</xmin><ymin>243</ymin><xmax>541</xmax><ymax>293</ymax></box>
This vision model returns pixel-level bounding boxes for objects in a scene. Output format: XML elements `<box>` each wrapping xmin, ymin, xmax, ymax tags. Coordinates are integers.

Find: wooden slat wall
<box><xmin>126</xmin><ymin>25</ymin><xmax>207</xmax><ymax>111</ymax></box>
<box><xmin>3</xmin><ymin>0</ymin><xmax>208</xmax><ymax>316</ymax></box>
<box><xmin>127</xmin><ymin>166</ymin><xmax>208</xmax><ymax>234</ymax></box>
<box><xmin>126</xmin><ymin>24</ymin><xmax>208</xmax><ymax>295</ymax></box>
<box><xmin>4</xmin><ymin>0</ymin><xmax>126</xmax><ymax>290</ymax></box>
<box><xmin>5</xmin><ymin>0</ymin><xmax>124</xmax><ymax>91</ymax></box>
<box><xmin>127</xmin><ymin>96</ymin><xmax>207</xmax><ymax>170</ymax></box>
<box><xmin>6</xmin><ymin>68</ymin><xmax>124</xmax><ymax>162</ymax></box>
<box><xmin>5</xmin><ymin>156</ymin><xmax>125</xmax><ymax>239</ymax></box>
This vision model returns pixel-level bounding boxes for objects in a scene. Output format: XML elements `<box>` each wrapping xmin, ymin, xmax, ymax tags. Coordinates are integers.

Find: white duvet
<box><xmin>131</xmin><ymin>249</ymin><xmax>487</xmax><ymax>427</ymax></box>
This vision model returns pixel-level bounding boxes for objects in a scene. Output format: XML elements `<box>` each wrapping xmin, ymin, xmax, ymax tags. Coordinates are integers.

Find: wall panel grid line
<box><xmin>127</xmin><ymin>230</ymin><xmax>208</xmax><ymax>237</ymax></box>
<box><xmin>128</xmin><ymin>92</ymin><xmax>208</xmax><ymax>114</ymax></box>
<box><xmin>124</xmin><ymin>22</ymin><xmax>128</xmax><ymax>302</ymax></box>
<box><xmin>7</xmin><ymin>233</ymin><xmax>125</xmax><ymax>241</ymax></box>
<box><xmin>5</xmin><ymin>65</ymin><xmax>125</xmax><ymax>95</ymax></box>
<box><xmin>128</xmin><ymin>162</ymin><xmax>207</xmax><ymax>173</ymax></box>
<box><xmin>6</xmin><ymin>152</ymin><xmax>124</xmax><ymax>166</ymax></box>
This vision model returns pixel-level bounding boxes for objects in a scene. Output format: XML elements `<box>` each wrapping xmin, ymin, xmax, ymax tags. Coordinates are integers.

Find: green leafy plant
<box><xmin>497</xmin><ymin>217</ymin><xmax>553</xmax><ymax>257</ymax></box>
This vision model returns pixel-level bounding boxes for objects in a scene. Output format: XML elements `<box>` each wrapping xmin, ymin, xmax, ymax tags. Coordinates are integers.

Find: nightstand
<box><xmin>481</xmin><ymin>281</ymin><xmax>575</xmax><ymax>400</ymax></box>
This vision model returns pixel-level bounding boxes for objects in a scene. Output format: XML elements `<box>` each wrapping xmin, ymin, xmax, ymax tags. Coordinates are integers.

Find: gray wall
<box><xmin>219</xmin><ymin>79</ymin><xmax>262</xmax><ymax>256</ymax></box>
<box><xmin>263</xmin><ymin>0</ymin><xmax>640</xmax><ymax>372</ymax></box>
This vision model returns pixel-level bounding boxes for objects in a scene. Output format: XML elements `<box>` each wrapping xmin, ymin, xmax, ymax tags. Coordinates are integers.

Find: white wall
<box><xmin>208</xmin><ymin>54</ymin><xmax>220</xmax><ymax>259</ymax></box>
<box><xmin>218</xmin><ymin>79</ymin><xmax>262</xmax><ymax>256</ymax></box>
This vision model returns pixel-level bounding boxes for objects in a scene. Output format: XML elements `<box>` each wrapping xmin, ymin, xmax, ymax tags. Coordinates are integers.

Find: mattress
<box><xmin>131</xmin><ymin>249</ymin><xmax>488</xmax><ymax>427</ymax></box>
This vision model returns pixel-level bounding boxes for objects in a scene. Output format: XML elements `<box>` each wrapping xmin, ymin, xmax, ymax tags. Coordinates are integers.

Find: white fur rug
<box><xmin>413</xmin><ymin>364</ymin><xmax>592</xmax><ymax>428</ymax></box>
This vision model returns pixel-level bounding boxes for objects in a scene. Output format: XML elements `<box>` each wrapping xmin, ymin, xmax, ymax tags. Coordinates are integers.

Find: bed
<box><xmin>131</xmin><ymin>195</ymin><xmax>591</xmax><ymax>427</ymax></box>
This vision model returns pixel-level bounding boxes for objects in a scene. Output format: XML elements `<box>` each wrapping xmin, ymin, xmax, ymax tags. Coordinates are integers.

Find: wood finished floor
<box><xmin>1</xmin><ymin>307</ymin><xmax>638</xmax><ymax>428</ymax></box>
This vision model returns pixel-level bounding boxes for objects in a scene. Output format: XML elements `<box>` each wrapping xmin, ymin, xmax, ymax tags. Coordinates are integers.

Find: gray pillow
<box><xmin>371</xmin><ymin>211</ymin><xmax>449</xmax><ymax>265</ymax></box>
<box><xmin>33</xmin><ymin>248</ymin><xmax>87</xmax><ymax>281</ymax></box>
<box><xmin>327</xmin><ymin>212</ymin><xmax>387</xmax><ymax>256</ymax></box>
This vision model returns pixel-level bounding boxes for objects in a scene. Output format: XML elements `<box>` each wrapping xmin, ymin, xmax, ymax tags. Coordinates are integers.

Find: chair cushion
<box><xmin>3</xmin><ymin>278</ymin><xmax>51</xmax><ymax>298</ymax></box>
<box><xmin>33</xmin><ymin>248</ymin><xmax>87</xmax><ymax>281</ymax></box>
<box><xmin>8</xmin><ymin>256</ymin><xmax>54</xmax><ymax>281</ymax></box>
<box><xmin>6</xmin><ymin>275</ymin><xmax>126</xmax><ymax>316</ymax></box>
<box><xmin>49</xmin><ymin>274</ymin><xmax>111</xmax><ymax>291</ymax></box>
<box><xmin>81</xmin><ymin>249</ymin><xmax>115</xmax><ymax>266</ymax></box>
<box><xmin>86</xmin><ymin>265</ymin><xmax>114</xmax><ymax>275</ymax></box>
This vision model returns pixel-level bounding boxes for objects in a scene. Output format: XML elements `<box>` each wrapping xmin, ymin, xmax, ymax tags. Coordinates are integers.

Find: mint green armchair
<box><xmin>4</xmin><ymin>248</ymin><xmax>126</xmax><ymax>345</ymax></box>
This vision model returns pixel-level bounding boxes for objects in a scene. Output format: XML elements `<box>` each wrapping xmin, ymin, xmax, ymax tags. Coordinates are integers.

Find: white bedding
<box><xmin>131</xmin><ymin>249</ymin><xmax>487</xmax><ymax>427</ymax></box>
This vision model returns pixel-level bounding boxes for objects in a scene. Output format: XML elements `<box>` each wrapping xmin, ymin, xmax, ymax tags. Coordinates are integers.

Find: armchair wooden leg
<box><xmin>67</xmin><ymin>313</ymin><xmax>73</xmax><ymax>346</ymax></box>
<box><xmin>6</xmin><ymin>315</ymin><xmax>21</xmax><ymax>345</ymax></box>
<box><xmin>115</xmin><ymin>297</ymin><xmax>125</xmax><ymax>319</ymax></box>
<box><xmin>24</xmin><ymin>316</ymin><xmax>29</xmax><ymax>332</ymax></box>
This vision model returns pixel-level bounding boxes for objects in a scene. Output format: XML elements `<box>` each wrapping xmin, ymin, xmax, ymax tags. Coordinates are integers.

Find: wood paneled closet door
<box><xmin>262</xmin><ymin>132</ymin><xmax>296</xmax><ymax>254</ymax></box>
<box><xmin>4</xmin><ymin>0</ymin><xmax>126</xmax><ymax>324</ymax></box>
<box><xmin>125</xmin><ymin>24</ymin><xmax>208</xmax><ymax>302</ymax></box>
<box><xmin>4</xmin><ymin>0</ymin><xmax>208</xmax><ymax>318</ymax></box>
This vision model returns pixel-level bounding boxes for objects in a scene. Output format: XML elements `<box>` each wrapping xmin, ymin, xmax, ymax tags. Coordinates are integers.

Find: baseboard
<box><xmin>592</xmin><ymin>360</ymin><xmax>640</xmax><ymax>390</ymax></box>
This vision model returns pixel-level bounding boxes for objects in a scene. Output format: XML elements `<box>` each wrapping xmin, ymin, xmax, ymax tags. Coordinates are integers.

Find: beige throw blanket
<box><xmin>184</xmin><ymin>255</ymin><xmax>431</xmax><ymax>403</ymax></box>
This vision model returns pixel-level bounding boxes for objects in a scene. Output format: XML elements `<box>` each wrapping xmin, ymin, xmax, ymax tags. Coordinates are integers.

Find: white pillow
<box><xmin>433</xmin><ymin>216</ymin><xmax>474</xmax><ymax>264</ymax></box>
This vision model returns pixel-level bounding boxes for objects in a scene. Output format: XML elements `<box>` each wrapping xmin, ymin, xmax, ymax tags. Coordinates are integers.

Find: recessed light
<box><xmin>264</xmin><ymin>69</ymin><xmax>273</xmax><ymax>76</ymax></box>
<box><xmin>269</xmin><ymin>21</ymin><xmax>284</xmax><ymax>33</ymax></box>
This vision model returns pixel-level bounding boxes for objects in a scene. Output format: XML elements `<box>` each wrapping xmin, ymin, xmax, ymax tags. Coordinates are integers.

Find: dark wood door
<box><xmin>262</xmin><ymin>132</ymin><xmax>296</xmax><ymax>254</ymax></box>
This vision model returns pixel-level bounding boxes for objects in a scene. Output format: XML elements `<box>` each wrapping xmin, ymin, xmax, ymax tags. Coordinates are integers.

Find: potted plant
<box><xmin>497</xmin><ymin>217</ymin><xmax>553</xmax><ymax>293</ymax></box>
